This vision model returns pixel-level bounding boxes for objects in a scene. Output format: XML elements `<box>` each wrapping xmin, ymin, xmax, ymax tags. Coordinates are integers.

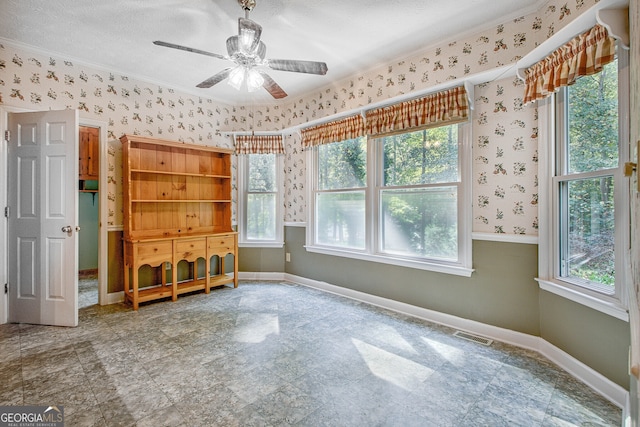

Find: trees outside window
<box><xmin>239</xmin><ymin>153</ymin><xmax>283</xmax><ymax>245</ymax></box>
<box><xmin>557</xmin><ymin>59</ymin><xmax>619</xmax><ymax>292</ymax></box>
<box><xmin>309</xmin><ymin>123</ymin><xmax>471</xmax><ymax>275</ymax></box>
<box><xmin>315</xmin><ymin>137</ymin><xmax>366</xmax><ymax>249</ymax></box>
<box><xmin>379</xmin><ymin>126</ymin><xmax>460</xmax><ymax>260</ymax></box>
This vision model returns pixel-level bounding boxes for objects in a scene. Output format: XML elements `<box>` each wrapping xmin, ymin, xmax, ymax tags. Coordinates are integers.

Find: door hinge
<box><xmin>4</xmin><ymin>284</ymin><xmax>7</xmax><ymax>294</ymax></box>
<box><xmin>4</xmin><ymin>206</ymin><xmax>8</xmax><ymax>218</ymax></box>
<box><xmin>4</xmin><ymin>130</ymin><xmax>9</xmax><ymax>141</ymax></box>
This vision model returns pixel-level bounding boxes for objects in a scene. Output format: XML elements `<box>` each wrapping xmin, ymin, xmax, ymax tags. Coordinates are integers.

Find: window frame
<box><xmin>237</xmin><ymin>152</ymin><xmax>284</xmax><ymax>248</ymax></box>
<box><xmin>537</xmin><ymin>48</ymin><xmax>630</xmax><ymax>320</ymax></box>
<box><xmin>306</xmin><ymin>122</ymin><xmax>473</xmax><ymax>277</ymax></box>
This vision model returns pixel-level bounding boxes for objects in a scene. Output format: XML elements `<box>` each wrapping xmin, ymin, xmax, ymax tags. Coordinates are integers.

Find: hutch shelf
<box><xmin>121</xmin><ymin>134</ymin><xmax>238</xmax><ymax>310</ymax></box>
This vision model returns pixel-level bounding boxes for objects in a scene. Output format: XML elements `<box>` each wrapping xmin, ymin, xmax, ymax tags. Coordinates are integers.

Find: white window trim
<box><xmin>305</xmin><ymin>123</ymin><xmax>473</xmax><ymax>277</ymax></box>
<box><xmin>537</xmin><ymin>49</ymin><xmax>630</xmax><ymax>320</ymax></box>
<box><xmin>237</xmin><ymin>153</ymin><xmax>284</xmax><ymax>248</ymax></box>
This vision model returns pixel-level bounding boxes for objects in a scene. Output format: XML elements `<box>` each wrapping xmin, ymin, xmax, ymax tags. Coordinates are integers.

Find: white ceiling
<box><xmin>0</xmin><ymin>0</ymin><xmax>543</xmax><ymax>105</ymax></box>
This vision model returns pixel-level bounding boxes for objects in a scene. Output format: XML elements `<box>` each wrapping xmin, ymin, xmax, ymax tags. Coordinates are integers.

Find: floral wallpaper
<box><xmin>473</xmin><ymin>77</ymin><xmax>538</xmax><ymax>235</ymax></box>
<box><xmin>0</xmin><ymin>43</ymin><xmax>235</xmax><ymax>227</ymax></box>
<box><xmin>0</xmin><ymin>0</ymin><xmax>601</xmax><ymax>236</ymax></box>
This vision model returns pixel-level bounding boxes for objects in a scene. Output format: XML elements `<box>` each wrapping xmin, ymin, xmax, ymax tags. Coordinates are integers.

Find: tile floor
<box><xmin>0</xmin><ymin>280</ymin><xmax>622</xmax><ymax>426</ymax></box>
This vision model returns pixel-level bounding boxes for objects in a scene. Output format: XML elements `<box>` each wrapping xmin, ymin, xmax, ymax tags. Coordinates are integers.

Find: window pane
<box><xmin>318</xmin><ymin>137</ymin><xmax>367</xmax><ymax>190</ymax></box>
<box><xmin>567</xmin><ymin>59</ymin><xmax>618</xmax><ymax>173</ymax></box>
<box><xmin>383</xmin><ymin>126</ymin><xmax>458</xmax><ymax>186</ymax></box>
<box><xmin>249</xmin><ymin>154</ymin><xmax>276</xmax><ymax>192</ymax></box>
<box><xmin>316</xmin><ymin>191</ymin><xmax>365</xmax><ymax>249</ymax></box>
<box><xmin>381</xmin><ymin>187</ymin><xmax>457</xmax><ymax>260</ymax></box>
<box><xmin>247</xmin><ymin>193</ymin><xmax>276</xmax><ymax>240</ymax></box>
<box><xmin>564</xmin><ymin>176</ymin><xmax>615</xmax><ymax>288</ymax></box>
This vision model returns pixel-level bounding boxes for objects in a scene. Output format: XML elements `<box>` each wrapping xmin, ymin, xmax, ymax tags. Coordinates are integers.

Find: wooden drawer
<box><xmin>175</xmin><ymin>238</ymin><xmax>206</xmax><ymax>261</ymax></box>
<box><xmin>207</xmin><ymin>234</ymin><xmax>236</xmax><ymax>255</ymax></box>
<box><xmin>133</xmin><ymin>241</ymin><xmax>173</xmax><ymax>266</ymax></box>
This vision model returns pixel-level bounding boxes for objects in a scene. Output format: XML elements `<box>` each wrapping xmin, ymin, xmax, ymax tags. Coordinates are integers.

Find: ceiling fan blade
<box><xmin>153</xmin><ymin>41</ymin><xmax>226</xmax><ymax>60</ymax></box>
<box><xmin>196</xmin><ymin>68</ymin><xmax>233</xmax><ymax>88</ymax></box>
<box><xmin>259</xmin><ymin>72</ymin><xmax>287</xmax><ymax>99</ymax></box>
<box><xmin>238</xmin><ymin>18</ymin><xmax>262</xmax><ymax>53</ymax></box>
<box><xmin>267</xmin><ymin>59</ymin><xmax>328</xmax><ymax>75</ymax></box>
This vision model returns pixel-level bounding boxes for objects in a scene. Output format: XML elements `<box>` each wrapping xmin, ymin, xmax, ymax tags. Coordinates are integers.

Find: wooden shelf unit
<box><xmin>79</xmin><ymin>126</ymin><xmax>99</xmax><ymax>193</ymax></box>
<box><xmin>121</xmin><ymin>135</ymin><xmax>238</xmax><ymax>310</ymax></box>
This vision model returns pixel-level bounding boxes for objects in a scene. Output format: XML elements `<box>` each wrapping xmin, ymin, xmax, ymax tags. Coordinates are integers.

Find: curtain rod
<box><xmin>223</xmin><ymin>131</ymin><xmax>299</xmax><ymax>138</ymax></box>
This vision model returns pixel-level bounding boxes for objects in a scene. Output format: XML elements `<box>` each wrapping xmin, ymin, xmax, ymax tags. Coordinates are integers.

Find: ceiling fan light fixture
<box><xmin>246</xmin><ymin>68</ymin><xmax>264</xmax><ymax>92</ymax></box>
<box><xmin>227</xmin><ymin>66</ymin><xmax>245</xmax><ymax>90</ymax></box>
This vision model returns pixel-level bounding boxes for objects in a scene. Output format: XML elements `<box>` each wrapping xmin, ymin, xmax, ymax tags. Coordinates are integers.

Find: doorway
<box><xmin>0</xmin><ymin>108</ymin><xmax>109</xmax><ymax>325</ymax></box>
<box><xmin>77</xmin><ymin>119</ymin><xmax>109</xmax><ymax>307</ymax></box>
<box><xmin>78</xmin><ymin>125</ymin><xmax>100</xmax><ymax>308</ymax></box>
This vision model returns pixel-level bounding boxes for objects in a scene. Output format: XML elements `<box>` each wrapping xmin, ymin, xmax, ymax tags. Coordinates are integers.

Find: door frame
<box><xmin>0</xmin><ymin>106</ymin><xmax>28</xmax><ymax>325</ymax></box>
<box><xmin>0</xmin><ymin>107</ymin><xmax>110</xmax><ymax>324</ymax></box>
<box><xmin>79</xmin><ymin>118</ymin><xmax>109</xmax><ymax>306</ymax></box>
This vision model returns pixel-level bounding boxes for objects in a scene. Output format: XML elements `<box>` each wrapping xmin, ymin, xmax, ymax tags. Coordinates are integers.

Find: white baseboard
<box><xmin>103</xmin><ymin>291</ymin><xmax>124</xmax><ymax>305</ymax></box>
<box><xmin>279</xmin><ymin>272</ymin><xmax>629</xmax><ymax>410</ymax></box>
<box><xmin>238</xmin><ymin>272</ymin><xmax>287</xmax><ymax>281</ymax></box>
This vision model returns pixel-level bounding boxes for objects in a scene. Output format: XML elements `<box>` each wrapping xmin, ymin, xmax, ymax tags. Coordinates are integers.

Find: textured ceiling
<box><xmin>0</xmin><ymin>0</ymin><xmax>543</xmax><ymax>105</ymax></box>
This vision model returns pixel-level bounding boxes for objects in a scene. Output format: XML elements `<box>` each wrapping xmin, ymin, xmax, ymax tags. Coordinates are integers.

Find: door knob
<box><xmin>61</xmin><ymin>225</ymin><xmax>72</xmax><ymax>236</ymax></box>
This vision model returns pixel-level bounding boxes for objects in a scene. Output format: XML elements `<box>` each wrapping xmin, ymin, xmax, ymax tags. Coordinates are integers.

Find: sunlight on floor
<box><xmin>369</xmin><ymin>323</ymin><xmax>418</xmax><ymax>354</ymax></box>
<box><xmin>352</xmin><ymin>338</ymin><xmax>434</xmax><ymax>391</ymax></box>
<box><xmin>421</xmin><ymin>336</ymin><xmax>465</xmax><ymax>364</ymax></box>
<box><xmin>234</xmin><ymin>312</ymin><xmax>280</xmax><ymax>343</ymax></box>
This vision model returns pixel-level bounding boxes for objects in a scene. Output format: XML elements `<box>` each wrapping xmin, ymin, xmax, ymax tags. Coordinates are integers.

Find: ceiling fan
<box><xmin>153</xmin><ymin>0</ymin><xmax>328</xmax><ymax>99</ymax></box>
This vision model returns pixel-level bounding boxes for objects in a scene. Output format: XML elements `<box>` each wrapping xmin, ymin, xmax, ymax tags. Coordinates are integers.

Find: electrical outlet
<box><xmin>286</xmin><ymin>253</ymin><xmax>291</xmax><ymax>262</ymax></box>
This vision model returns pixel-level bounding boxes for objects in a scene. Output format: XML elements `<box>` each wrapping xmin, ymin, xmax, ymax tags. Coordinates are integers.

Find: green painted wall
<box><xmin>238</xmin><ymin>246</ymin><xmax>285</xmax><ymax>272</ymax></box>
<box><xmin>78</xmin><ymin>192</ymin><xmax>99</xmax><ymax>271</ymax></box>
<box><xmin>284</xmin><ymin>226</ymin><xmax>541</xmax><ymax>335</ymax></box>
<box><xmin>108</xmin><ymin>231</ymin><xmax>124</xmax><ymax>293</ymax></box>
<box><xmin>540</xmin><ymin>290</ymin><xmax>630</xmax><ymax>388</ymax></box>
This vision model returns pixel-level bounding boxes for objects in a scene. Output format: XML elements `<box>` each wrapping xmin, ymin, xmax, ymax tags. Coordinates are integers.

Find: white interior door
<box><xmin>8</xmin><ymin>109</ymin><xmax>79</xmax><ymax>327</ymax></box>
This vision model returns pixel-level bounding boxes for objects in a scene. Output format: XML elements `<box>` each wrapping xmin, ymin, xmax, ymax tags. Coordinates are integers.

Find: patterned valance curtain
<box><xmin>523</xmin><ymin>24</ymin><xmax>616</xmax><ymax>105</ymax></box>
<box><xmin>365</xmin><ymin>85</ymin><xmax>469</xmax><ymax>137</ymax></box>
<box><xmin>301</xmin><ymin>114</ymin><xmax>365</xmax><ymax>148</ymax></box>
<box><xmin>235</xmin><ymin>134</ymin><xmax>285</xmax><ymax>154</ymax></box>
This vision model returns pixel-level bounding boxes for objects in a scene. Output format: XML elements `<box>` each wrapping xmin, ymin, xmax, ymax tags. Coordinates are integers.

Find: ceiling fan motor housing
<box><xmin>238</xmin><ymin>0</ymin><xmax>256</xmax><ymax>12</ymax></box>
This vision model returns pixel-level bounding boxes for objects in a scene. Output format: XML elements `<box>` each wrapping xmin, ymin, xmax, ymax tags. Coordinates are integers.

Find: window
<box><xmin>379</xmin><ymin>126</ymin><xmax>459</xmax><ymax>260</ymax></box>
<box><xmin>315</xmin><ymin>137</ymin><xmax>367</xmax><ymax>249</ymax></box>
<box><xmin>539</xmin><ymin>51</ymin><xmax>629</xmax><ymax>316</ymax></box>
<box><xmin>308</xmin><ymin>123</ymin><xmax>472</xmax><ymax>276</ymax></box>
<box><xmin>238</xmin><ymin>153</ymin><xmax>283</xmax><ymax>246</ymax></box>
<box><xmin>556</xmin><ymin>58</ymin><xmax>625</xmax><ymax>293</ymax></box>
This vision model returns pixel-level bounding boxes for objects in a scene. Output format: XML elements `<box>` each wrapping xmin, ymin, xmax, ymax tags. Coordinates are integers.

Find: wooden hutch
<box><xmin>120</xmin><ymin>134</ymin><xmax>237</xmax><ymax>309</ymax></box>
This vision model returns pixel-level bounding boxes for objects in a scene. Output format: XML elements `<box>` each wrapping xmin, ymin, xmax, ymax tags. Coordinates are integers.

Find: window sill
<box><xmin>304</xmin><ymin>245</ymin><xmax>474</xmax><ymax>277</ymax></box>
<box><xmin>536</xmin><ymin>278</ymin><xmax>629</xmax><ymax>322</ymax></box>
<box><xmin>239</xmin><ymin>241</ymin><xmax>284</xmax><ymax>249</ymax></box>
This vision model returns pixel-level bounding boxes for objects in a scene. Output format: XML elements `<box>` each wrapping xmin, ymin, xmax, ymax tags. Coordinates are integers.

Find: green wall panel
<box><xmin>78</xmin><ymin>192</ymin><xmax>99</xmax><ymax>271</ymax></box>
<box><xmin>284</xmin><ymin>226</ymin><xmax>541</xmax><ymax>336</ymax></box>
<box><xmin>239</xmin><ymin>246</ymin><xmax>285</xmax><ymax>273</ymax></box>
<box><xmin>540</xmin><ymin>290</ymin><xmax>630</xmax><ymax>389</ymax></box>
